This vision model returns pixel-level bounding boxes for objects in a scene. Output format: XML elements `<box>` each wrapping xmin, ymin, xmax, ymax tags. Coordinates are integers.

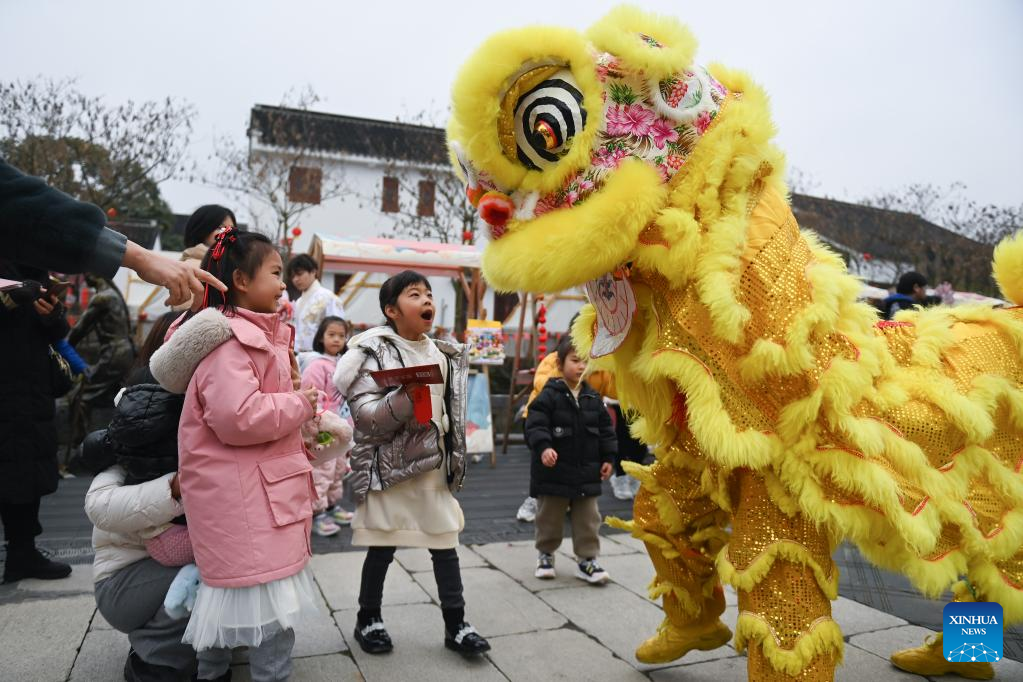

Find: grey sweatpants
<box><xmin>197</xmin><ymin>628</ymin><xmax>295</xmax><ymax>682</ymax></box>
<box><xmin>94</xmin><ymin>558</ymin><xmax>196</xmax><ymax>674</ymax></box>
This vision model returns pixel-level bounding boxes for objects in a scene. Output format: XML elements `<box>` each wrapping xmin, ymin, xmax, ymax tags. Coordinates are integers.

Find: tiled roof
<box><xmin>249</xmin><ymin>106</ymin><xmax>448</xmax><ymax>166</ymax></box>
<box><xmin>792</xmin><ymin>193</ymin><xmax>994</xmax><ymax>293</ymax></box>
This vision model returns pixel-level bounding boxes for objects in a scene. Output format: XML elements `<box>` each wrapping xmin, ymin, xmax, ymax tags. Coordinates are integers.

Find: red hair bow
<box><xmin>210</xmin><ymin>228</ymin><xmax>238</xmax><ymax>262</ymax></box>
<box><xmin>200</xmin><ymin>228</ymin><xmax>237</xmax><ymax>308</ymax></box>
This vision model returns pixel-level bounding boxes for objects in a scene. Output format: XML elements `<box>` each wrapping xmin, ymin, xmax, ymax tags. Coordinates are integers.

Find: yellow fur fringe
<box><xmin>481</xmin><ymin>159</ymin><xmax>667</xmax><ymax>292</ymax></box>
<box><xmin>994</xmin><ymin>230</ymin><xmax>1023</xmax><ymax>305</ymax></box>
<box><xmin>717</xmin><ymin>541</ymin><xmax>839</xmax><ymax>600</ymax></box>
<box><xmin>447</xmin><ymin>25</ymin><xmax>603</xmax><ymax>195</ymax></box>
<box><xmin>585</xmin><ymin>6</ymin><xmax>698</xmax><ymax>81</ymax></box>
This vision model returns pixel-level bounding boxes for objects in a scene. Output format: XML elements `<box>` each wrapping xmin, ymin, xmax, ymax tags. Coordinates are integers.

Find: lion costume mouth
<box><xmin>479</xmin><ymin>159</ymin><xmax>667</xmax><ymax>293</ymax></box>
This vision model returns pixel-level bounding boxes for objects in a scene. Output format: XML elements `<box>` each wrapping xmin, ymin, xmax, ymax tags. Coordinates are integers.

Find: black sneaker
<box><xmin>535</xmin><ymin>552</ymin><xmax>555</xmax><ymax>579</ymax></box>
<box><xmin>3</xmin><ymin>545</ymin><xmax>72</xmax><ymax>584</ymax></box>
<box><xmin>354</xmin><ymin>617</ymin><xmax>393</xmax><ymax>654</ymax></box>
<box><xmin>575</xmin><ymin>558</ymin><xmax>610</xmax><ymax>585</ymax></box>
<box><xmin>444</xmin><ymin>622</ymin><xmax>491</xmax><ymax>658</ymax></box>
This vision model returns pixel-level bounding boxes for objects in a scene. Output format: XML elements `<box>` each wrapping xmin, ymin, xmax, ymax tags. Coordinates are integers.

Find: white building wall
<box><xmin>245</xmin><ymin>146</ymin><xmax>449</xmax><ymax>253</ymax></box>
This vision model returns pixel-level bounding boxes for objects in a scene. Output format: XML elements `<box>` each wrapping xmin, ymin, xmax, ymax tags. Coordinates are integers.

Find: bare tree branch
<box><xmin>0</xmin><ymin>77</ymin><xmax>193</xmax><ymax>231</ymax></box>
<box><xmin>207</xmin><ymin>87</ymin><xmax>347</xmax><ymax>247</ymax></box>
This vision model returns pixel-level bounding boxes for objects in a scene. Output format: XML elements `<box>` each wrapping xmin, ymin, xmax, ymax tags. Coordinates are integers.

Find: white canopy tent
<box><xmin>308</xmin><ymin>235</ymin><xmax>493</xmax><ymax>331</ymax></box>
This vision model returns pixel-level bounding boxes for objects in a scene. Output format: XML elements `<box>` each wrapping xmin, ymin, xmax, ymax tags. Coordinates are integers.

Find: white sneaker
<box><xmin>535</xmin><ymin>552</ymin><xmax>555</xmax><ymax>579</ymax></box>
<box><xmin>312</xmin><ymin>513</ymin><xmax>341</xmax><ymax>537</ymax></box>
<box><xmin>611</xmin><ymin>475</ymin><xmax>634</xmax><ymax>500</ymax></box>
<box><xmin>516</xmin><ymin>496</ymin><xmax>537</xmax><ymax>522</ymax></box>
<box><xmin>575</xmin><ymin>558</ymin><xmax>610</xmax><ymax>584</ymax></box>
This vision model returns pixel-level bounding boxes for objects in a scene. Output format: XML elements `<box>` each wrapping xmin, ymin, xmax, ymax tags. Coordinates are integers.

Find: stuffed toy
<box><xmin>301</xmin><ymin>408</ymin><xmax>353</xmax><ymax>465</ymax></box>
<box><xmin>448</xmin><ymin>6</ymin><xmax>1023</xmax><ymax>680</ymax></box>
<box><xmin>164</xmin><ymin>563</ymin><xmax>201</xmax><ymax>620</ymax></box>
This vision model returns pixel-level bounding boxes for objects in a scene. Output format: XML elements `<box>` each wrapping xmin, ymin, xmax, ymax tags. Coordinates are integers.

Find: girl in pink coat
<box><xmin>301</xmin><ymin>316</ymin><xmax>356</xmax><ymax>537</ymax></box>
<box><xmin>150</xmin><ymin>229</ymin><xmax>319</xmax><ymax>682</ymax></box>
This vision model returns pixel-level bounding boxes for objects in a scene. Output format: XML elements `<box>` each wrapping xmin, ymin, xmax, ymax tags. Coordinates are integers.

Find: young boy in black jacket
<box><xmin>525</xmin><ymin>334</ymin><xmax>617</xmax><ymax>584</ymax></box>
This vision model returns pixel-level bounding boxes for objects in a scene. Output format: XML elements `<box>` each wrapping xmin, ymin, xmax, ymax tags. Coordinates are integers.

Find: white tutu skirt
<box><xmin>183</xmin><ymin>566</ymin><xmax>320</xmax><ymax>650</ymax></box>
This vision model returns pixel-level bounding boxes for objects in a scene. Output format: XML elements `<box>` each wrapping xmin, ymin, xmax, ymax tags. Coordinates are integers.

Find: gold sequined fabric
<box><xmin>612</xmin><ymin>178</ymin><xmax>1023</xmax><ymax>680</ymax></box>
<box><xmin>747</xmin><ymin>652</ymin><xmax>837</xmax><ymax>682</ymax></box>
<box><xmin>731</xmin><ymin>472</ymin><xmax>838</xmax><ymax>678</ymax></box>
<box><xmin>632</xmin><ymin>468</ymin><xmax>727</xmax><ymax>626</ymax></box>
<box><xmin>630</xmin><ymin>189</ymin><xmax>1023</xmax><ymax>620</ymax></box>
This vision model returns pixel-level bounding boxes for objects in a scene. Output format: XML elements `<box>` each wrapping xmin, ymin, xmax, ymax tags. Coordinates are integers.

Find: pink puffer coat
<box><xmin>151</xmin><ymin>307</ymin><xmax>315</xmax><ymax>588</ymax></box>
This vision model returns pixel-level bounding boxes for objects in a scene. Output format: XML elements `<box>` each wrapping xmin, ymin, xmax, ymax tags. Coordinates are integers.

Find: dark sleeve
<box><xmin>524</xmin><ymin>389</ymin><xmax>555</xmax><ymax>457</ymax></box>
<box><xmin>0</xmin><ymin>158</ymin><xmax>126</xmax><ymax>277</ymax></box>
<box><xmin>597</xmin><ymin>402</ymin><xmax>617</xmax><ymax>463</ymax></box>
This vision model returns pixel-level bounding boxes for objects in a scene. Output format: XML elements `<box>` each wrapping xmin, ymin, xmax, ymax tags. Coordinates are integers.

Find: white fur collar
<box><xmin>149</xmin><ymin>308</ymin><xmax>234</xmax><ymax>394</ymax></box>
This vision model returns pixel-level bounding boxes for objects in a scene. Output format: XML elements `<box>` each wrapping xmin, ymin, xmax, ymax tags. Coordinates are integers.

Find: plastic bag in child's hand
<box><xmin>164</xmin><ymin>563</ymin><xmax>201</xmax><ymax>620</ymax></box>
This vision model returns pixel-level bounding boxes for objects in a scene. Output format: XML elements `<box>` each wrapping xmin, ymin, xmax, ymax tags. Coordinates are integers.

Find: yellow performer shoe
<box><xmin>890</xmin><ymin>634</ymin><xmax>993</xmax><ymax>680</ymax></box>
<box><xmin>635</xmin><ymin>618</ymin><xmax>732</xmax><ymax>664</ymax></box>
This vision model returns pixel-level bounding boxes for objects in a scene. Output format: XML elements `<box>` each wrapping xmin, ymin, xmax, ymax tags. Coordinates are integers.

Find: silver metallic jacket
<box><xmin>333</xmin><ymin>328</ymin><xmax>469</xmax><ymax>505</ymax></box>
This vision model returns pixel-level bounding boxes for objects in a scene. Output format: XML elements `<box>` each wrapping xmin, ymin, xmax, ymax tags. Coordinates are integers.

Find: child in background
<box><xmin>333</xmin><ymin>270</ymin><xmax>490</xmax><ymax>658</ymax></box>
<box><xmin>302</xmin><ymin>315</ymin><xmax>356</xmax><ymax>536</ymax></box>
<box><xmin>152</xmin><ymin>229</ymin><xmax>319</xmax><ymax>681</ymax></box>
<box><xmin>288</xmin><ymin>254</ymin><xmax>345</xmax><ymax>352</ymax></box>
<box><xmin>525</xmin><ymin>333</ymin><xmax>616</xmax><ymax>584</ymax></box>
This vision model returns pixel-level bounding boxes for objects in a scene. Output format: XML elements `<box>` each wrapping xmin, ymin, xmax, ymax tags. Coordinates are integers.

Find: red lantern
<box><xmin>537</xmin><ymin>324</ymin><xmax>547</xmax><ymax>334</ymax></box>
<box><xmin>538</xmin><ymin>332</ymin><xmax>549</xmax><ymax>343</ymax></box>
<box><xmin>537</xmin><ymin>344</ymin><xmax>548</xmax><ymax>356</ymax></box>
<box><xmin>291</xmin><ymin>226</ymin><xmax>302</xmax><ymax>237</ymax></box>
<box><xmin>106</xmin><ymin>207</ymin><xmax>118</xmax><ymax>219</ymax></box>
<box><xmin>462</xmin><ymin>230</ymin><xmax>473</xmax><ymax>243</ymax></box>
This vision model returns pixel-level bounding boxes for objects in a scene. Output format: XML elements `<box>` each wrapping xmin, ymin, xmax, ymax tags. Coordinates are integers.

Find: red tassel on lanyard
<box><xmin>410</xmin><ymin>385</ymin><xmax>432</xmax><ymax>425</ymax></box>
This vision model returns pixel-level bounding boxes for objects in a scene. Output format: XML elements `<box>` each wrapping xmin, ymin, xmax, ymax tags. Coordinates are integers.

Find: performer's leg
<box><xmin>726</xmin><ymin>470</ymin><xmax>840</xmax><ymax>681</ymax></box>
<box><xmin>610</xmin><ymin>458</ymin><xmax>731</xmax><ymax>663</ymax></box>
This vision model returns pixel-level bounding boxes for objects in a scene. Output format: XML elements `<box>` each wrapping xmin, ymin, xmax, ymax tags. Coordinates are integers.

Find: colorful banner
<box><xmin>466</xmin><ymin>319</ymin><xmax>506</xmax><ymax>366</ymax></box>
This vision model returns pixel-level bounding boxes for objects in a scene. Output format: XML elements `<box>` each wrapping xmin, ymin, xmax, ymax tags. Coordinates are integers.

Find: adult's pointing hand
<box><xmin>122</xmin><ymin>240</ymin><xmax>226</xmax><ymax>307</ymax></box>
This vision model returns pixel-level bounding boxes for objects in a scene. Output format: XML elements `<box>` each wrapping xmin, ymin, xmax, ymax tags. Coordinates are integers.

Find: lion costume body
<box><xmin>448</xmin><ymin>7</ymin><xmax>1023</xmax><ymax>680</ymax></box>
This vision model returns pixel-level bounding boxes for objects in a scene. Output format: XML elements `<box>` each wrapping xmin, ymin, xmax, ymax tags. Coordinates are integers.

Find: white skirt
<box><xmin>182</xmin><ymin>566</ymin><xmax>320</xmax><ymax>650</ymax></box>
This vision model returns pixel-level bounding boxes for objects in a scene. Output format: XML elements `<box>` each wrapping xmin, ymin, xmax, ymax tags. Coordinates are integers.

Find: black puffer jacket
<box><xmin>525</xmin><ymin>378</ymin><xmax>616</xmax><ymax>498</ymax></box>
<box><xmin>101</xmin><ymin>383</ymin><xmax>183</xmax><ymax>485</ymax></box>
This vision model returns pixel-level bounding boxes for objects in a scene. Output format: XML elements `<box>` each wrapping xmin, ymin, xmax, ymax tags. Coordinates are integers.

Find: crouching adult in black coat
<box><xmin>525</xmin><ymin>334</ymin><xmax>617</xmax><ymax>584</ymax></box>
<box><xmin>0</xmin><ymin>260</ymin><xmax>73</xmax><ymax>583</ymax></box>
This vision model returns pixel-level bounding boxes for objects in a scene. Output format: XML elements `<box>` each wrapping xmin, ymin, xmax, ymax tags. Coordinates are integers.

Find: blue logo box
<box><xmin>942</xmin><ymin>601</ymin><xmax>1003</xmax><ymax>663</ymax></box>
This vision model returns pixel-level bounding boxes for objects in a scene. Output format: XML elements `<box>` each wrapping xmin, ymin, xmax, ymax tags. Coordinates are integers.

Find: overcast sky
<box><xmin>2</xmin><ymin>0</ymin><xmax>1021</xmax><ymax>222</ymax></box>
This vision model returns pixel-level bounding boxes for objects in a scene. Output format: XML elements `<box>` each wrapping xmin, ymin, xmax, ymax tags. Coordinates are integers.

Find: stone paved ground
<box><xmin>3</xmin><ymin>449</ymin><xmax>1021</xmax><ymax>680</ymax></box>
<box><xmin>3</xmin><ymin>534</ymin><xmax>1022</xmax><ymax>681</ymax></box>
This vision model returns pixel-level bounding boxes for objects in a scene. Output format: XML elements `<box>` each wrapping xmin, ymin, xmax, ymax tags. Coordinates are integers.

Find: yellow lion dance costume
<box><xmin>448</xmin><ymin>7</ymin><xmax>1023</xmax><ymax>680</ymax></box>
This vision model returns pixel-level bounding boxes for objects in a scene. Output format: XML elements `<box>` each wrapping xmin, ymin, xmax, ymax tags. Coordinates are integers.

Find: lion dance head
<box><xmin>448</xmin><ymin>6</ymin><xmax>782</xmax><ymax>296</ymax></box>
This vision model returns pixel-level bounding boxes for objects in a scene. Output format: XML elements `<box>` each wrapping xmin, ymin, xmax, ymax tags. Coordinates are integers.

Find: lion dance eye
<box><xmin>513</xmin><ymin>68</ymin><xmax>586</xmax><ymax>170</ymax></box>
